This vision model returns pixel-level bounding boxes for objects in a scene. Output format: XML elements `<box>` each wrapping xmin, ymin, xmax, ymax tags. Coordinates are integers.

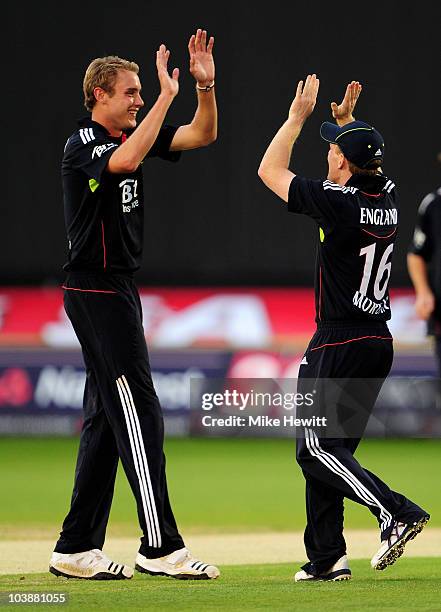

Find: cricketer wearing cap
<box><xmin>258</xmin><ymin>78</ymin><xmax>429</xmax><ymax>581</ymax></box>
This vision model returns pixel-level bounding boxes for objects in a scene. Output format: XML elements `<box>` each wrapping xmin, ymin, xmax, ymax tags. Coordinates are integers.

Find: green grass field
<box><xmin>0</xmin><ymin>438</ymin><xmax>439</xmax><ymax>536</ymax></box>
<box><xmin>0</xmin><ymin>438</ymin><xmax>440</xmax><ymax>610</ymax></box>
<box><xmin>1</xmin><ymin>559</ymin><xmax>440</xmax><ymax>611</ymax></box>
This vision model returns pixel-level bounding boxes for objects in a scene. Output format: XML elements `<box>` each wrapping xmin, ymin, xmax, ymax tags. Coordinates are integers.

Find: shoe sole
<box><xmin>295</xmin><ymin>571</ymin><xmax>352</xmax><ymax>582</ymax></box>
<box><xmin>373</xmin><ymin>515</ymin><xmax>430</xmax><ymax>571</ymax></box>
<box><xmin>296</xmin><ymin>575</ymin><xmax>352</xmax><ymax>583</ymax></box>
<box><xmin>49</xmin><ymin>566</ymin><xmax>131</xmax><ymax>580</ymax></box>
<box><xmin>135</xmin><ymin>564</ymin><xmax>217</xmax><ymax>580</ymax></box>
<box><xmin>325</xmin><ymin>573</ymin><xmax>352</xmax><ymax>582</ymax></box>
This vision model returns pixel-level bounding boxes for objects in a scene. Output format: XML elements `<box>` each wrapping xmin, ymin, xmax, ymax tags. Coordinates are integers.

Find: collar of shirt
<box><xmin>345</xmin><ymin>172</ymin><xmax>389</xmax><ymax>194</ymax></box>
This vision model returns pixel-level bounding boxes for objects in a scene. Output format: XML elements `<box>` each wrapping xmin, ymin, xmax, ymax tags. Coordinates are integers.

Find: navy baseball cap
<box><xmin>320</xmin><ymin>120</ymin><xmax>385</xmax><ymax>169</ymax></box>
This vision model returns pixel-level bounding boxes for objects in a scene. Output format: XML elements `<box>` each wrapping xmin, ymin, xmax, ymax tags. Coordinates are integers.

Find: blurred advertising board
<box><xmin>0</xmin><ymin>288</ymin><xmax>427</xmax><ymax>350</ymax></box>
<box><xmin>0</xmin><ymin>349</ymin><xmax>439</xmax><ymax>437</ymax></box>
<box><xmin>0</xmin><ymin>350</ymin><xmax>230</xmax><ymax>436</ymax></box>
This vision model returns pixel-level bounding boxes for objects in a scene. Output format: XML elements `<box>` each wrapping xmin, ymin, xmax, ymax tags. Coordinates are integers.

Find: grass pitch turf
<box><xmin>0</xmin><ymin>558</ymin><xmax>440</xmax><ymax>611</ymax></box>
<box><xmin>1</xmin><ymin>438</ymin><xmax>439</xmax><ymax>609</ymax></box>
<box><xmin>0</xmin><ymin>438</ymin><xmax>439</xmax><ymax>537</ymax></box>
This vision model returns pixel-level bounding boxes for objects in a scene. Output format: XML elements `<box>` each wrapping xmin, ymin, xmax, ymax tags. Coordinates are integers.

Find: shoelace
<box><xmin>168</xmin><ymin>549</ymin><xmax>191</xmax><ymax>565</ymax></box>
<box><xmin>73</xmin><ymin>551</ymin><xmax>100</xmax><ymax>568</ymax></box>
<box><xmin>89</xmin><ymin>549</ymin><xmax>113</xmax><ymax>566</ymax></box>
<box><xmin>387</xmin><ymin>522</ymin><xmax>406</xmax><ymax>546</ymax></box>
<box><xmin>169</xmin><ymin>550</ymin><xmax>205</xmax><ymax>569</ymax></box>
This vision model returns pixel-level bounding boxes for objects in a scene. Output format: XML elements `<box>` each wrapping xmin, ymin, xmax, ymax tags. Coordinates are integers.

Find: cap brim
<box><xmin>320</xmin><ymin>122</ymin><xmax>340</xmax><ymax>143</ymax></box>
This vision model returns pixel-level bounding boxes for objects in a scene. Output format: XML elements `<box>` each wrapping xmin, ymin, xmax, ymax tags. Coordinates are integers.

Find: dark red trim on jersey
<box><xmin>361</xmin><ymin>228</ymin><xmax>397</xmax><ymax>240</ymax></box>
<box><xmin>62</xmin><ymin>286</ymin><xmax>117</xmax><ymax>294</ymax></box>
<box><xmin>101</xmin><ymin>220</ymin><xmax>107</xmax><ymax>269</ymax></box>
<box><xmin>311</xmin><ymin>335</ymin><xmax>393</xmax><ymax>351</ymax></box>
<box><xmin>121</xmin><ymin>133</ymin><xmax>127</xmax><ymax>143</ymax></box>
<box><xmin>360</xmin><ymin>191</ymin><xmax>382</xmax><ymax>198</ymax></box>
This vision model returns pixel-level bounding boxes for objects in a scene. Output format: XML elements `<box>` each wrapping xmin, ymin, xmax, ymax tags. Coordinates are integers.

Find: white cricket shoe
<box><xmin>135</xmin><ymin>547</ymin><xmax>220</xmax><ymax>580</ymax></box>
<box><xmin>371</xmin><ymin>515</ymin><xmax>430</xmax><ymax>570</ymax></box>
<box><xmin>294</xmin><ymin>555</ymin><xmax>352</xmax><ymax>582</ymax></box>
<box><xmin>49</xmin><ymin>549</ymin><xmax>133</xmax><ymax>580</ymax></box>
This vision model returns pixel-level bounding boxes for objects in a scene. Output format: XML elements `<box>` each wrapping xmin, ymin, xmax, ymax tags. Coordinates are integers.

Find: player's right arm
<box><xmin>407</xmin><ymin>194</ymin><xmax>436</xmax><ymax>320</ymax></box>
<box><xmin>258</xmin><ymin>74</ymin><xmax>320</xmax><ymax>202</ymax></box>
<box><xmin>107</xmin><ymin>45</ymin><xmax>179</xmax><ymax>174</ymax></box>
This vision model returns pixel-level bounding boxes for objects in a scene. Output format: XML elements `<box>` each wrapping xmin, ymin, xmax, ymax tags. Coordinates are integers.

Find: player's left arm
<box><xmin>170</xmin><ymin>29</ymin><xmax>217</xmax><ymax>151</ymax></box>
<box><xmin>258</xmin><ymin>74</ymin><xmax>320</xmax><ymax>202</ymax></box>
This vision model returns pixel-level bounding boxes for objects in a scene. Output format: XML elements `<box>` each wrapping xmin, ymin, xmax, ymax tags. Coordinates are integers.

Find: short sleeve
<box><xmin>408</xmin><ymin>193</ymin><xmax>435</xmax><ymax>260</ymax></box>
<box><xmin>146</xmin><ymin>125</ymin><xmax>181</xmax><ymax>162</ymax></box>
<box><xmin>64</xmin><ymin>132</ymin><xmax>119</xmax><ymax>182</ymax></box>
<box><xmin>288</xmin><ymin>176</ymin><xmax>346</xmax><ymax>231</ymax></box>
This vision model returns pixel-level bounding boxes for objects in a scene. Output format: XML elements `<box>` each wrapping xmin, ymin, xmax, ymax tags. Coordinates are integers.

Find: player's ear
<box><xmin>338</xmin><ymin>153</ymin><xmax>347</xmax><ymax>170</ymax></box>
<box><xmin>93</xmin><ymin>87</ymin><xmax>107</xmax><ymax>105</ymax></box>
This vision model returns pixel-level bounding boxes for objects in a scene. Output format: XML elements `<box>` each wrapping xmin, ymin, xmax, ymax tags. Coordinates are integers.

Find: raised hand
<box><xmin>156</xmin><ymin>44</ymin><xmax>179</xmax><ymax>98</ymax></box>
<box><xmin>188</xmin><ymin>29</ymin><xmax>215</xmax><ymax>87</ymax></box>
<box><xmin>289</xmin><ymin>74</ymin><xmax>320</xmax><ymax>124</ymax></box>
<box><xmin>331</xmin><ymin>81</ymin><xmax>362</xmax><ymax>126</ymax></box>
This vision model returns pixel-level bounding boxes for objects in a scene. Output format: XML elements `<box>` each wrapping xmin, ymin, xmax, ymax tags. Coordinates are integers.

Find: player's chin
<box><xmin>126</xmin><ymin>115</ymin><xmax>138</xmax><ymax>129</ymax></box>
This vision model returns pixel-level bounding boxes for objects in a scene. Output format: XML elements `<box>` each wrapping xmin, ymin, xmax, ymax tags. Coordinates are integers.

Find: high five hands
<box><xmin>288</xmin><ymin>76</ymin><xmax>362</xmax><ymax>127</ymax></box>
<box><xmin>156</xmin><ymin>29</ymin><xmax>215</xmax><ymax>98</ymax></box>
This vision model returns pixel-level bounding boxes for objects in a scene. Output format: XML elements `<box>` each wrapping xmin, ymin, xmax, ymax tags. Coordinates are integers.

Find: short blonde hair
<box><xmin>83</xmin><ymin>56</ymin><xmax>139</xmax><ymax>111</ymax></box>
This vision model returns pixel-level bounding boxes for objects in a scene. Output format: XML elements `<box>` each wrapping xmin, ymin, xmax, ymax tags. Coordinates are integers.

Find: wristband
<box><xmin>196</xmin><ymin>81</ymin><xmax>215</xmax><ymax>92</ymax></box>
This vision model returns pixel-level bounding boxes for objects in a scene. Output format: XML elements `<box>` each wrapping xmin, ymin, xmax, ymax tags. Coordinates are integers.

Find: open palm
<box><xmin>331</xmin><ymin>81</ymin><xmax>362</xmax><ymax>124</ymax></box>
<box><xmin>156</xmin><ymin>44</ymin><xmax>179</xmax><ymax>98</ymax></box>
<box><xmin>188</xmin><ymin>29</ymin><xmax>215</xmax><ymax>86</ymax></box>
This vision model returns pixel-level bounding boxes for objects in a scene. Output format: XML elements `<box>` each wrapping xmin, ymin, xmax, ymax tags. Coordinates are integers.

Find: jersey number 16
<box><xmin>359</xmin><ymin>243</ymin><xmax>394</xmax><ymax>301</ymax></box>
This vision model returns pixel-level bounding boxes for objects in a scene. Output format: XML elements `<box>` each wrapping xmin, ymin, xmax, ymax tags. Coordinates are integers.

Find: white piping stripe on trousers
<box><xmin>121</xmin><ymin>374</ymin><xmax>162</xmax><ymax>548</ymax></box>
<box><xmin>305</xmin><ymin>429</ymin><xmax>390</xmax><ymax>532</ymax></box>
<box><xmin>307</xmin><ymin>429</ymin><xmax>390</xmax><ymax>530</ymax></box>
<box><xmin>304</xmin><ymin>428</ymin><xmax>376</xmax><ymax>511</ymax></box>
<box><xmin>120</xmin><ymin>375</ymin><xmax>161</xmax><ymax>547</ymax></box>
<box><xmin>116</xmin><ymin>378</ymin><xmax>156</xmax><ymax>547</ymax></box>
<box><xmin>116</xmin><ymin>377</ymin><xmax>161</xmax><ymax>547</ymax></box>
<box><xmin>308</xmin><ymin>429</ymin><xmax>392</xmax><ymax>531</ymax></box>
<box><xmin>305</xmin><ymin>429</ymin><xmax>392</xmax><ymax>531</ymax></box>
